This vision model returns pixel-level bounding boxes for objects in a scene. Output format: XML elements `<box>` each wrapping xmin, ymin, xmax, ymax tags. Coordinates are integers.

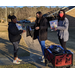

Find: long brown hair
<box><xmin>36</xmin><ymin>11</ymin><xmax>42</xmax><ymax>23</ymax></box>
<box><xmin>58</xmin><ymin>10</ymin><xmax>65</xmax><ymax>21</ymax></box>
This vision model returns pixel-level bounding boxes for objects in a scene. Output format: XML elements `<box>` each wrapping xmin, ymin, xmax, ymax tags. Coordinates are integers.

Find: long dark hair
<box><xmin>36</xmin><ymin>11</ymin><xmax>42</xmax><ymax>23</ymax></box>
<box><xmin>58</xmin><ymin>10</ymin><xmax>65</xmax><ymax>21</ymax></box>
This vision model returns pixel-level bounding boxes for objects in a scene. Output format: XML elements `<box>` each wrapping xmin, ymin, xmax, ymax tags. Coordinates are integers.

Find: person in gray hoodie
<box><xmin>55</xmin><ymin>10</ymin><xmax>69</xmax><ymax>50</ymax></box>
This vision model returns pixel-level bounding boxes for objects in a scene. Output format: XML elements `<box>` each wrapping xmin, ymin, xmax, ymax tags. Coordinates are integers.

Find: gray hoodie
<box><xmin>57</xmin><ymin>17</ymin><xmax>69</xmax><ymax>42</ymax></box>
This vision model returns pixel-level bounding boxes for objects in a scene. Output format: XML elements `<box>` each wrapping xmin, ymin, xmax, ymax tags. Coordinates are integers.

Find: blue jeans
<box><xmin>37</xmin><ymin>36</ymin><xmax>45</xmax><ymax>57</ymax></box>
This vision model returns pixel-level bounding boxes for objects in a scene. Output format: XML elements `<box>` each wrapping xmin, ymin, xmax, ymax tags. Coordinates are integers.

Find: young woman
<box><xmin>8</xmin><ymin>15</ymin><xmax>26</xmax><ymax>64</ymax></box>
<box><xmin>55</xmin><ymin>10</ymin><xmax>69</xmax><ymax>50</ymax></box>
<box><xmin>31</xmin><ymin>11</ymin><xmax>48</xmax><ymax>63</ymax></box>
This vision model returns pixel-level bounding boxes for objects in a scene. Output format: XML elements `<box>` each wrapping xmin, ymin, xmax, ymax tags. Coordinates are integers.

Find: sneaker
<box><xmin>13</xmin><ymin>60</ymin><xmax>20</xmax><ymax>64</ymax></box>
<box><xmin>39</xmin><ymin>56</ymin><xmax>44</xmax><ymax>59</ymax></box>
<box><xmin>41</xmin><ymin>58</ymin><xmax>45</xmax><ymax>63</ymax></box>
<box><xmin>16</xmin><ymin>58</ymin><xmax>22</xmax><ymax>62</ymax></box>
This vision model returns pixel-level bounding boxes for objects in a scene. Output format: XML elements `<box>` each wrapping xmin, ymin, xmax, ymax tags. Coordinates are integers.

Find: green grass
<box><xmin>0</xmin><ymin>63</ymin><xmax>36</xmax><ymax>68</ymax></box>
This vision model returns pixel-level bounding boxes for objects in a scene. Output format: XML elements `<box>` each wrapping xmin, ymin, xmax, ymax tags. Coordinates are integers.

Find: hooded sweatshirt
<box><xmin>8</xmin><ymin>22</ymin><xmax>23</xmax><ymax>42</ymax></box>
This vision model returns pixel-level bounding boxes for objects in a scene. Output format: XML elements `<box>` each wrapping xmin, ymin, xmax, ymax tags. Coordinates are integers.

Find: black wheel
<box><xmin>66</xmin><ymin>66</ymin><xmax>70</xmax><ymax>68</ymax></box>
<box><xmin>45</xmin><ymin>59</ymin><xmax>48</xmax><ymax>66</ymax></box>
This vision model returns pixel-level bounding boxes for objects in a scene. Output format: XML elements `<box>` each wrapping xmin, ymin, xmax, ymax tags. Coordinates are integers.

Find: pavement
<box><xmin>0</xmin><ymin>26</ymin><xmax>75</xmax><ymax>68</ymax></box>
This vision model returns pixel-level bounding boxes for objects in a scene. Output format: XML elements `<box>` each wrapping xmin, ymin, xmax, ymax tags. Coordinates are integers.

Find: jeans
<box><xmin>37</xmin><ymin>36</ymin><xmax>45</xmax><ymax>57</ymax></box>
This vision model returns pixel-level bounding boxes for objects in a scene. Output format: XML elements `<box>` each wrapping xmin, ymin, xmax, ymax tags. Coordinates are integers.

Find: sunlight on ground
<box><xmin>0</xmin><ymin>32</ymin><xmax>30</xmax><ymax>57</ymax></box>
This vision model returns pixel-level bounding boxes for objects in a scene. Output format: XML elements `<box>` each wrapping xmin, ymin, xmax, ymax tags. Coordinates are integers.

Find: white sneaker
<box><xmin>16</xmin><ymin>58</ymin><xmax>22</xmax><ymax>62</ymax></box>
<box><xmin>41</xmin><ymin>58</ymin><xmax>45</xmax><ymax>63</ymax></box>
<box><xmin>13</xmin><ymin>60</ymin><xmax>20</xmax><ymax>64</ymax></box>
<box><xmin>39</xmin><ymin>56</ymin><xmax>44</xmax><ymax>59</ymax></box>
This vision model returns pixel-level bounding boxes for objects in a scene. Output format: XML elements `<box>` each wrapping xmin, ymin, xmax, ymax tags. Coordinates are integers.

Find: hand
<box><xmin>54</xmin><ymin>28</ymin><xmax>57</xmax><ymax>31</ymax></box>
<box><xmin>35</xmin><ymin>27</ymin><xmax>39</xmax><ymax>30</ymax></box>
<box><xmin>23</xmin><ymin>30</ymin><xmax>26</xmax><ymax>33</ymax></box>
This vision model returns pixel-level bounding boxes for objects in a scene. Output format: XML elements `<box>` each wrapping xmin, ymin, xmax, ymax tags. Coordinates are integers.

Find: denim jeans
<box><xmin>37</xmin><ymin>36</ymin><xmax>45</xmax><ymax>57</ymax></box>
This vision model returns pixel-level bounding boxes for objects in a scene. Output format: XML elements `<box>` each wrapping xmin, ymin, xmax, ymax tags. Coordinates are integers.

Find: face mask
<box><xmin>59</xmin><ymin>13</ymin><xmax>64</xmax><ymax>17</ymax></box>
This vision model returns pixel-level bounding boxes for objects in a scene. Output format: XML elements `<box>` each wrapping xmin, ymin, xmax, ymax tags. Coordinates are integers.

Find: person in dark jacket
<box><xmin>8</xmin><ymin>15</ymin><xmax>26</xmax><ymax>64</ymax></box>
<box><xmin>31</xmin><ymin>11</ymin><xmax>48</xmax><ymax>63</ymax></box>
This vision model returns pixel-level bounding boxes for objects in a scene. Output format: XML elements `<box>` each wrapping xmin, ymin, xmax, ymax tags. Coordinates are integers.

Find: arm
<box><xmin>9</xmin><ymin>25</ymin><xmax>23</xmax><ymax>36</ymax></box>
<box><xmin>31</xmin><ymin>24</ymin><xmax>36</xmax><ymax>29</ymax></box>
<box><xmin>57</xmin><ymin>18</ymin><xmax>69</xmax><ymax>31</ymax></box>
<box><xmin>40</xmin><ymin>19</ymin><xmax>48</xmax><ymax>30</ymax></box>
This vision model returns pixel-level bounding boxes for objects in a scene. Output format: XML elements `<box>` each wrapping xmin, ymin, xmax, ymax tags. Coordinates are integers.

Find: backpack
<box><xmin>48</xmin><ymin>45</ymin><xmax>65</xmax><ymax>55</ymax></box>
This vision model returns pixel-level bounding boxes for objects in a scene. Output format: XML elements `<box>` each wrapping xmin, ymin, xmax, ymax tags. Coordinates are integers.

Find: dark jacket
<box><xmin>8</xmin><ymin>22</ymin><xmax>23</xmax><ymax>42</ymax></box>
<box><xmin>31</xmin><ymin>16</ymin><xmax>48</xmax><ymax>41</ymax></box>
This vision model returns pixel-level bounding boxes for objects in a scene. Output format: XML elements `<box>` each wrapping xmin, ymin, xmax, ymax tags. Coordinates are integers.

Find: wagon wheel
<box><xmin>66</xmin><ymin>66</ymin><xmax>70</xmax><ymax>68</ymax></box>
<box><xmin>45</xmin><ymin>59</ymin><xmax>49</xmax><ymax>66</ymax></box>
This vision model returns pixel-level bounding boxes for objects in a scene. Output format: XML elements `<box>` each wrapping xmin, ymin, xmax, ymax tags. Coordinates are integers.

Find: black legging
<box><xmin>58</xmin><ymin>36</ymin><xmax>67</xmax><ymax>50</ymax></box>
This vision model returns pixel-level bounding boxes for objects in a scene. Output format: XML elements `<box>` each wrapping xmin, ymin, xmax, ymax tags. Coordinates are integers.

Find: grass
<box><xmin>0</xmin><ymin>26</ymin><xmax>8</xmax><ymax>32</ymax></box>
<box><xmin>0</xmin><ymin>63</ymin><xmax>36</xmax><ymax>68</ymax></box>
<box><xmin>0</xmin><ymin>23</ymin><xmax>8</xmax><ymax>32</ymax></box>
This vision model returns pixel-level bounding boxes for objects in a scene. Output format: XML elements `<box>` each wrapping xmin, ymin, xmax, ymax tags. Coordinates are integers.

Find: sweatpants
<box><xmin>37</xmin><ymin>36</ymin><xmax>45</xmax><ymax>57</ymax></box>
<box><xmin>58</xmin><ymin>36</ymin><xmax>67</xmax><ymax>50</ymax></box>
<box><xmin>12</xmin><ymin>41</ymin><xmax>20</xmax><ymax>58</ymax></box>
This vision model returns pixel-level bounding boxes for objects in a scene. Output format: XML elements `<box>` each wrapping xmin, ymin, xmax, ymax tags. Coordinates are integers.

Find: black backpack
<box><xmin>49</xmin><ymin>45</ymin><xmax>65</xmax><ymax>55</ymax></box>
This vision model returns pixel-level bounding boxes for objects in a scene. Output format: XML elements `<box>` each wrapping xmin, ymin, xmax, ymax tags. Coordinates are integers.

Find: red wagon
<box><xmin>45</xmin><ymin>45</ymin><xmax>73</xmax><ymax>68</ymax></box>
